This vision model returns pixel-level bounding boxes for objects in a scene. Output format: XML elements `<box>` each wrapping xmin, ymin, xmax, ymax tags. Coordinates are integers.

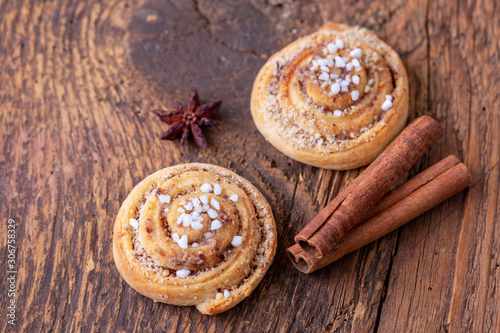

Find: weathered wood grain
<box><xmin>0</xmin><ymin>0</ymin><xmax>497</xmax><ymax>332</ymax></box>
<box><xmin>375</xmin><ymin>0</ymin><xmax>500</xmax><ymax>331</ymax></box>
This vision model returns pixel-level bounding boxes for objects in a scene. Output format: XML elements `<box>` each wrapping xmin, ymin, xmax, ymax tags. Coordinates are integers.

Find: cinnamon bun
<box><xmin>113</xmin><ymin>163</ymin><xmax>277</xmax><ymax>314</ymax></box>
<box><xmin>251</xmin><ymin>22</ymin><xmax>409</xmax><ymax>169</ymax></box>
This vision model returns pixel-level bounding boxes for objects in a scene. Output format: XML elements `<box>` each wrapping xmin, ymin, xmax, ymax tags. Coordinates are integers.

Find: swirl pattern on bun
<box><xmin>251</xmin><ymin>22</ymin><xmax>409</xmax><ymax>170</ymax></box>
<box><xmin>113</xmin><ymin>163</ymin><xmax>277</xmax><ymax>315</ymax></box>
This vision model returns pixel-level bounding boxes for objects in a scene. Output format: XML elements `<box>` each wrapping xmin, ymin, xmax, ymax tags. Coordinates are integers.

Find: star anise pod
<box><xmin>153</xmin><ymin>90</ymin><xmax>222</xmax><ymax>148</ymax></box>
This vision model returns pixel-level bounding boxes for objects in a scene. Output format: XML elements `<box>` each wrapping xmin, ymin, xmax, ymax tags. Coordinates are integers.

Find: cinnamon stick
<box><xmin>287</xmin><ymin>155</ymin><xmax>472</xmax><ymax>274</ymax></box>
<box><xmin>296</xmin><ymin>116</ymin><xmax>443</xmax><ymax>258</ymax></box>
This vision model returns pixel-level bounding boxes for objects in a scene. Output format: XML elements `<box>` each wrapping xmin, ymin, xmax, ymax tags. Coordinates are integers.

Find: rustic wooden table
<box><xmin>1</xmin><ymin>0</ymin><xmax>498</xmax><ymax>332</ymax></box>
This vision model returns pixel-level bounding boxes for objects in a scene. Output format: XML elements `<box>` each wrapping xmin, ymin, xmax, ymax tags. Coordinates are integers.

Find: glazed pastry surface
<box><xmin>113</xmin><ymin>163</ymin><xmax>277</xmax><ymax>315</ymax></box>
<box><xmin>251</xmin><ymin>22</ymin><xmax>409</xmax><ymax>169</ymax></box>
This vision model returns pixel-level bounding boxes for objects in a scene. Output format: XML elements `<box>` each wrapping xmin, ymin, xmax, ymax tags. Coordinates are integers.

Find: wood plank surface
<box><xmin>0</xmin><ymin>0</ymin><xmax>498</xmax><ymax>332</ymax></box>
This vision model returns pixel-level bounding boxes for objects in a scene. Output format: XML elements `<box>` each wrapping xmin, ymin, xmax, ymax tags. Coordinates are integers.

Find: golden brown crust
<box><xmin>113</xmin><ymin>163</ymin><xmax>277</xmax><ymax>315</ymax></box>
<box><xmin>251</xmin><ymin>22</ymin><xmax>409</xmax><ymax>170</ymax></box>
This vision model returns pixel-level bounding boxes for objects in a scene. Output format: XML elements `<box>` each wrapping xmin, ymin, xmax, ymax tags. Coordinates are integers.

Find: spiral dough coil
<box><xmin>113</xmin><ymin>163</ymin><xmax>277</xmax><ymax>315</ymax></box>
<box><xmin>251</xmin><ymin>22</ymin><xmax>409</xmax><ymax>170</ymax></box>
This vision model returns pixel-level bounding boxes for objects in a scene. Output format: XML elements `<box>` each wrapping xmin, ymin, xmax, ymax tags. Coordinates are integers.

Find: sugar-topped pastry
<box><xmin>113</xmin><ymin>163</ymin><xmax>277</xmax><ymax>315</ymax></box>
<box><xmin>251</xmin><ymin>22</ymin><xmax>409</xmax><ymax>170</ymax></box>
